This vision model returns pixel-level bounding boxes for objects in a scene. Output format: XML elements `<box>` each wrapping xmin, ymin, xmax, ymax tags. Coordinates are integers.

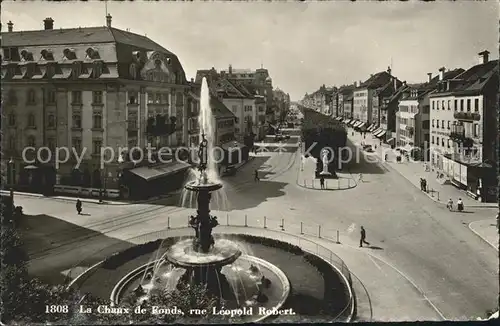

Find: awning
<box><xmin>349</xmin><ymin>120</ymin><xmax>357</xmax><ymax>126</ymax></box>
<box><xmin>129</xmin><ymin>161</ymin><xmax>191</xmax><ymax>181</ymax></box>
<box><xmin>24</xmin><ymin>165</ymin><xmax>38</xmax><ymax>170</ymax></box>
<box><xmin>372</xmin><ymin>128</ymin><xmax>381</xmax><ymax>134</ymax></box>
<box><xmin>358</xmin><ymin>123</ymin><xmax>366</xmax><ymax>129</ymax></box>
<box><xmin>368</xmin><ymin>125</ymin><xmax>378</xmax><ymax>132</ymax></box>
<box><xmin>353</xmin><ymin>121</ymin><xmax>361</xmax><ymax>127</ymax></box>
<box><xmin>336</xmin><ymin>117</ymin><xmax>343</xmax><ymax>121</ymax></box>
<box><xmin>387</xmin><ymin>137</ymin><xmax>395</xmax><ymax>144</ymax></box>
<box><xmin>376</xmin><ymin>130</ymin><xmax>387</xmax><ymax>139</ymax></box>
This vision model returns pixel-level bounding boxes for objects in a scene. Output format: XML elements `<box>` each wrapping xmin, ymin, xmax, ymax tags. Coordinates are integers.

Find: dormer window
<box><xmin>20</xmin><ymin>50</ymin><xmax>34</xmax><ymax>61</ymax></box>
<box><xmin>40</xmin><ymin>49</ymin><xmax>54</xmax><ymax>61</ymax></box>
<box><xmin>63</xmin><ymin>48</ymin><xmax>77</xmax><ymax>60</ymax></box>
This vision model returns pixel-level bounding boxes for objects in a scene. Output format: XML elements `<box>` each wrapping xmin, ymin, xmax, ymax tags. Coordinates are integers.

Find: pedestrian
<box><xmin>420</xmin><ymin>178</ymin><xmax>424</xmax><ymax>191</ymax></box>
<box><xmin>359</xmin><ymin>226</ymin><xmax>370</xmax><ymax>247</ymax></box>
<box><xmin>457</xmin><ymin>198</ymin><xmax>464</xmax><ymax>212</ymax></box>
<box><xmin>447</xmin><ymin>198</ymin><xmax>453</xmax><ymax>211</ymax></box>
<box><xmin>76</xmin><ymin>199</ymin><xmax>82</xmax><ymax>215</ymax></box>
<box><xmin>422</xmin><ymin>179</ymin><xmax>427</xmax><ymax>192</ymax></box>
<box><xmin>320</xmin><ymin>177</ymin><xmax>325</xmax><ymax>189</ymax></box>
<box><xmin>254</xmin><ymin>169</ymin><xmax>260</xmax><ymax>182</ymax></box>
<box><xmin>358</xmin><ymin>173</ymin><xmax>363</xmax><ymax>182</ymax></box>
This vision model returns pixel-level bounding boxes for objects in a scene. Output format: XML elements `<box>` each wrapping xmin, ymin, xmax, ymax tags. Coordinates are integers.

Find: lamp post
<box><xmin>8</xmin><ymin>157</ymin><xmax>14</xmax><ymax>203</ymax></box>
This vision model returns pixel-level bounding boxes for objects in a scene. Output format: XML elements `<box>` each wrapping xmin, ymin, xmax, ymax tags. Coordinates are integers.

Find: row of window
<box><xmin>431</xmin><ymin>98</ymin><xmax>480</xmax><ymax>112</ymax></box>
<box><xmin>244</xmin><ymin>105</ymin><xmax>253</xmax><ymax>112</ymax></box>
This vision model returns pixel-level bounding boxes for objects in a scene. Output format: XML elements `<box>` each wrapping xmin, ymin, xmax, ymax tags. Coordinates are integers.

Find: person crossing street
<box><xmin>254</xmin><ymin>169</ymin><xmax>260</xmax><ymax>182</ymax></box>
<box><xmin>76</xmin><ymin>199</ymin><xmax>82</xmax><ymax>215</ymax></box>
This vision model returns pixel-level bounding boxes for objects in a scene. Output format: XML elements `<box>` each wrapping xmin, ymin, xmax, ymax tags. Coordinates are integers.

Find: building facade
<box><xmin>429</xmin><ymin>51</ymin><xmax>498</xmax><ymax>202</ymax></box>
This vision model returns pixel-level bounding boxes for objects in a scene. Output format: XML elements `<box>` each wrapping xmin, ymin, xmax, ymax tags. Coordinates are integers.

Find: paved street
<box><xmin>17</xmin><ymin>129</ymin><xmax>498</xmax><ymax>321</ymax></box>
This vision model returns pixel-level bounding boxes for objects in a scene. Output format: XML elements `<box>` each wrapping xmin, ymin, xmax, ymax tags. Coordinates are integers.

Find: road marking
<box><xmin>348</xmin><ymin>247</ymin><xmax>447</xmax><ymax>321</ymax></box>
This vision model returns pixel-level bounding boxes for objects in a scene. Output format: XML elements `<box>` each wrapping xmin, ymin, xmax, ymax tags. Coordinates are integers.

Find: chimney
<box><xmin>106</xmin><ymin>13</ymin><xmax>112</xmax><ymax>27</ymax></box>
<box><xmin>438</xmin><ymin>67</ymin><xmax>445</xmax><ymax>81</ymax></box>
<box><xmin>478</xmin><ymin>50</ymin><xmax>489</xmax><ymax>64</ymax></box>
<box><xmin>7</xmin><ymin>21</ymin><xmax>13</xmax><ymax>32</ymax></box>
<box><xmin>43</xmin><ymin>17</ymin><xmax>54</xmax><ymax>30</ymax></box>
<box><xmin>427</xmin><ymin>73</ymin><xmax>432</xmax><ymax>83</ymax></box>
<box><xmin>387</xmin><ymin>66</ymin><xmax>392</xmax><ymax>76</ymax></box>
<box><xmin>228</xmin><ymin>64</ymin><xmax>232</xmax><ymax>75</ymax></box>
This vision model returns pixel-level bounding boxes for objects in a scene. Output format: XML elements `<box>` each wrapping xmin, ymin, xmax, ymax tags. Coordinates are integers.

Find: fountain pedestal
<box><xmin>166</xmin><ymin>133</ymin><xmax>242</xmax><ymax>301</ymax></box>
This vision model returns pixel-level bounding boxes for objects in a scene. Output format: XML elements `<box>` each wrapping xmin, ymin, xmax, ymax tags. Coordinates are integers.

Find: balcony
<box><xmin>449</xmin><ymin>131</ymin><xmax>473</xmax><ymax>147</ymax></box>
<box><xmin>454</xmin><ymin>111</ymin><xmax>480</xmax><ymax>121</ymax></box>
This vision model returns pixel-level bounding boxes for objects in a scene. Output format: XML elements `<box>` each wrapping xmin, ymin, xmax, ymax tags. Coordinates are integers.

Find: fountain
<box><xmin>111</xmin><ymin>78</ymin><xmax>291</xmax><ymax>322</ymax></box>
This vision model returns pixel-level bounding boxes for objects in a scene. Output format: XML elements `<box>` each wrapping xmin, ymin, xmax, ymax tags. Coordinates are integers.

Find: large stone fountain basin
<box><xmin>166</xmin><ymin>238</ymin><xmax>242</xmax><ymax>268</ymax></box>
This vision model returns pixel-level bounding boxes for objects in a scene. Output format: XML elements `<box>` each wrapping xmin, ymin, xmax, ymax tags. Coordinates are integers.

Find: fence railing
<box><xmin>299</xmin><ymin>177</ymin><xmax>356</xmax><ymax>190</ymax></box>
<box><xmin>65</xmin><ymin>215</ymin><xmax>371</xmax><ymax>321</ymax></box>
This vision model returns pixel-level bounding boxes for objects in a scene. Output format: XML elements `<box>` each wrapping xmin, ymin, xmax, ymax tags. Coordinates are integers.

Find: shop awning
<box><xmin>358</xmin><ymin>123</ymin><xmax>366</xmax><ymax>129</ymax></box>
<box><xmin>353</xmin><ymin>121</ymin><xmax>361</xmax><ymax>127</ymax></box>
<box><xmin>129</xmin><ymin>161</ymin><xmax>191</xmax><ymax>181</ymax></box>
<box><xmin>368</xmin><ymin>125</ymin><xmax>378</xmax><ymax>132</ymax></box>
<box><xmin>387</xmin><ymin>137</ymin><xmax>395</xmax><ymax>144</ymax></box>
<box><xmin>374</xmin><ymin>129</ymin><xmax>384</xmax><ymax>137</ymax></box>
<box><xmin>376</xmin><ymin>130</ymin><xmax>387</xmax><ymax>138</ymax></box>
<box><xmin>349</xmin><ymin>120</ymin><xmax>357</xmax><ymax>126</ymax></box>
<box><xmin>372</xmin><ymin>128</ymin><xmax>382</xmax><ymax>135</ymax></box>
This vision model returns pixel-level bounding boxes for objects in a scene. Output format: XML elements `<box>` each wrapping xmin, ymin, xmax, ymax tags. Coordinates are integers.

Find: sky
<box><xmin>2</xmin><ymin>1</ymin><xmax>498</xmax><ymax>101</ymax></box>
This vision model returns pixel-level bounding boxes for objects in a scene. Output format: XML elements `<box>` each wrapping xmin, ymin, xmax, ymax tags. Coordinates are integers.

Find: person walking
<box><xmin>320</xmin><ymin>176</ymin><xmax>325</xmax><ymax>189</ymax></box>
<box><xmin>254</xmin><ymin>169</ymin><xmax>260</xmax><ymax>182</ymax></box>
<box><xmin>76</xmin><ymin>199</ymin><xmax>82</xmax><ymax>215</ymax></box>
<box><xmin>447</xmin><ymin>198</ymin><xmax>453</xmax><ymax>211</ymax></box>
<box><xmin>422</xmin><ymin>179</ymin><xmax>427</xmax><ymax>192</ymax></box>
<box><xmin>457</xmin><ymin>198</ymin><xmax>464</xmax><ymax>212</ymax></box>
<box><xmin>358</xmin><ymin>173</ymin><xmax>363</xmax><ymax>183</ymax></box>
<box><xmin>359</xmin><ymin>226</ymin><xmax>370</xmax><ymax>247</ymax></box>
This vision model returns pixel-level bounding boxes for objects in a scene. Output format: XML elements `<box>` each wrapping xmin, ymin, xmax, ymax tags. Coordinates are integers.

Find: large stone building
<box><xmin>429</xmin><ymin>51</ymin><xmax>498</xmax><ymax>202</ymax></box>
<box><xmin>2</xmin><ymin>16</ymin><xmax>192</xmax><ymax>197</ymax></box>
<box><xmin>395</xmin><ymin>69</ymin><xmax>464</xmax><ymax>160</ymax></box>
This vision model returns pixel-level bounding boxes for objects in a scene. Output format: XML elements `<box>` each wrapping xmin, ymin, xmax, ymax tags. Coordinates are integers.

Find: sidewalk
<box><xmin>348</xmin><ymin>129</ymin><xmax>496</xmax><ymax>208</ymax></box>
<box><xmin>3</xmin><ymin>156</ymin><xmax>256</xmax><ymax>206</ymax></box>
<box><xmin>468</xmin><ymin>219</ymin><xmax>499</xmax><ymax>250</ymax></box>
<box><xmin>296</xmin><ymin>153</ymin><xmax>357</xmax><ymax>191</ymax></box>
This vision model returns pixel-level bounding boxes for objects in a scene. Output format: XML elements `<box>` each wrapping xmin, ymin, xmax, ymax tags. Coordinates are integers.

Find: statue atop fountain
<box><xmin>319</xmin><ymin>148</ymin><xmax>332</xmax><ymax>176</ymax></box>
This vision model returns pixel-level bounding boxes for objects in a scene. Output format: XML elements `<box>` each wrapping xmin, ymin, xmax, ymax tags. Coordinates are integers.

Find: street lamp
<box><xmin>8</xmin><ymin>157</ymin><xmax>14</xmax><ymax>203</ymax></box>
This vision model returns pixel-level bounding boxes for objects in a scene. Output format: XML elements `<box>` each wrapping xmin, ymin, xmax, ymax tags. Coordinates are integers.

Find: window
<box><xmin>441</xmin><ymin>120</ymin><xmax>444</xmax><ymax>129</ymax></box>
<box><xmin>72</xmin><ymin>138</ymin><xmax>82</xmax><ymax>153</ymax></box>
<box><xmin>466</xmin><ymin>99</ymin><xmax>471</xmax><ymax>111</ymax></box>
<box><xmin>93</xmin><ymin>140</ymin><xmax>102</xmax><ymax>155</ymax></box>
<box><xmin>27</xmin><ymin>136</ymin><xmax>36</xmax><ymax>147</ymax></box>
<box><xmin>473</xmin><ymin>124</ymin><xmax>479</xmax><ymax>138</ymax></box>
<box><xmin>436</xmin><ymin>137</ymin><xmax>440</xmax><ymax>146</ymax></box>
<box><xmin>8</xmin><ymin>113</ymin><xmax>16</xmax><ymax>126</ymax></box>
<box><xmin>92</xmin><ymin>91</ymin><xmax>103</xmax><ymax>105</ymax></box>
<box><xmin>155</xmin><ymin>93</ymin><xmax>161</xmax><ymax>104</ymax></box>
<box><xmin>436</xmin><ymin>119</ymin><xmax>439</xmax><ymax>128</ymax></box>
<box><xmin>27</xmin><ymin>89</ymin><xmax>36</xmax><ymax>104</ymax></box>
<box><xmin>128</xmin><ymin>91</ymin><xmax>138</xmax><ymax>104</ymax></box>
<box><xmin>447</xmin><ymin>100</ymin><xmax>451</xmax><ymax>110</ymax></box>
<box><xmin>93</xmin><ymin>111</ymin><xmax>102</xmax><ymax>129</ymax></box>
<box><xmin>431</xmin><ymin>136</ymin><xmax>434</xmax><ymax>144</ymax></box>
<box><xmin>73</xmin><ymin>114</ymin><xmax>82</xmax><ymax>128</ymax></box>
<box><xmin>454</xmin><ymin>100</ymin><xmax>457</xmax><ymax>111</ymax></box>
<box><xmin>441</xmin><ymin>100</ymin><xmax>445</xmax><ymax>110</ymax></box>
<box><xmin>47</xmin><ymin>137</ymin><xmax>56</xmax><ymax>151</ymax></box>
<box><xmin>432</xmin><ymin>101</ymin><xmax>435</xmax><ymax>110</ymax></box>
<box><xmin>441</xmin><ymin>139</ymin><xmax>444</xmax><ymax>147</ymax></box>
<box><xmin>437</xmin><ymin>101</ymin><xmax>440</xmax><ymax>110</ymax></box>
<box><xmin>447</xmin><ymin>140</ymin><xmax>451</xmax><ymax>148</ymax></box>
<box><xmin>147</xmin><ymin>93</ymin><xmax>154</xmax><ymax>104</ymax></box>
<box><xmin>460</xmin><ymin>99</ymin><xmax>464</xmax><ymax>111</ymax></box>
<box><xmin>72</xmin><ymin>91</ymin><xmax>82</xmax><ymax>104</ymax></box>
<box><xmin>27</xmin><ymin>113</ymin><xmax>35</xmax><ymax>127</ymax></box>
<box><xmin>473</xmin><ymin>98</ymin><xmax>479</xmax><ymax>112</ymax></box>
<box><xmin>47</xmin><ymin>89</ymin><xmax>56</xmax><ymax>104</ymax></box>
<box><xmin>8</xmin><ymin>137</ymin><xmax>16</xmax><ymax>150</ymax></box>
<box><xmin>48</xmin><ymin>114</ymin><xmax>56</xmax><ymax>128</ymax></box>
<box><xmin>447</xmin><ymin>121</ymin><xmax>450</xmax><ymax>130</ymax></box>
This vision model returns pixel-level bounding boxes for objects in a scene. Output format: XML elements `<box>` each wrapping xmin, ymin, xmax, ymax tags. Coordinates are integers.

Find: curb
<box><xmin>382</xmin><ymin>163</ymin><xmax>496</xmax><ymax>208</ymax></box>
<box><xmin>468</xmin><ymin>221</ymin><xmax>498</xmax><ymax>251</ymax></box>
